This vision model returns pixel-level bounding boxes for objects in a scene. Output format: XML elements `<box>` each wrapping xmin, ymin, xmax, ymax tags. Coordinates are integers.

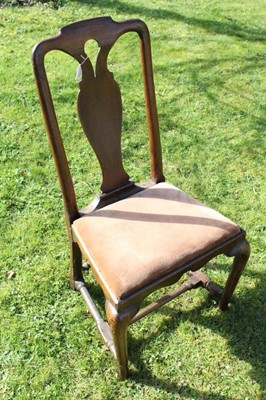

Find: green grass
<box><xmin>0</xmin><ymin>1</ymin><xmax>266</xmax><ymax>399</ymax></box>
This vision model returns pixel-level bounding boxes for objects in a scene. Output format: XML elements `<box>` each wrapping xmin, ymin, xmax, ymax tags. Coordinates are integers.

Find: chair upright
<box><xmin>32</xmin><ymin>17</ymin><xmax>250</xmax><ymax>380</ymax></box>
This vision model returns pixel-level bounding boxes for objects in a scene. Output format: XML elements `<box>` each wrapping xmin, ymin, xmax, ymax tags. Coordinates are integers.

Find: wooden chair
<box><xmin>32</xmin><ymin>17</ymin><xmax>250</xmax><ymax>380</ymax></box>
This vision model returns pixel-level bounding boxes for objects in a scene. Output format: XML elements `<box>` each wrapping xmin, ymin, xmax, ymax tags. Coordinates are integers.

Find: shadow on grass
<box><xmin>126</xmin><ymin>267</ymin><xmax>266</xmax><ymax>399</ymax></box>
<box><xmin>157</xmin><ymin>52</ymin><xmax>266</xmax><ymax>157</ymax></box>
<box><xmin>77</xmin><ymin>0</ymin><xmax>266</xmax><ymax>43</ymax></box>
<box><xmin>85</xmin><ymin>262</ymin><xmax>265</xmax><ymax>398</ymax></box>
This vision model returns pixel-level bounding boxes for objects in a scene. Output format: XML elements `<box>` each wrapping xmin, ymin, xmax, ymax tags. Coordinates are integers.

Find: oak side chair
<box><xmin>32</xmin><ymin>17</ymin><xmax>250</xmax><ymax>380</ymax></box>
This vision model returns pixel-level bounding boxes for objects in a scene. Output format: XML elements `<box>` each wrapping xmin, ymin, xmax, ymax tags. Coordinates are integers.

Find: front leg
<box><xmin>105</xmin><ymin>301</ymin><xmax>139</xmax><ymax>380</ymax></box>
<box><xmin>219</xmin><ymin>239</ymin><xmax>250</xmax><ymax>311</ymax></box>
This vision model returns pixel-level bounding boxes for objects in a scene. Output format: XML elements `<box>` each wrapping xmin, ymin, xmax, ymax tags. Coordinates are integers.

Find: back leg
<box><xmin>70</xmin><ymin>240</ymin><xmax>83</xmax><ymax>289</ymax></box>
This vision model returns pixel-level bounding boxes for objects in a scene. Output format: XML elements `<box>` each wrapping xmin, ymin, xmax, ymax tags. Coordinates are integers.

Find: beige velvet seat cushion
<box><xmin>72</xmin><ymin>182</ymin><xmax>240</xmax><ymax>300</ymax></box>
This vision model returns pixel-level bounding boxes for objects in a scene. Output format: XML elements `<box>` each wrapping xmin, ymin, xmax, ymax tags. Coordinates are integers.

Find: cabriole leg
<box><xmin>219</xmin><ymin>239</ymin><xmax>250</xmax><ymax>311</ymax></box>
<box><xmin>105</xmin><ymin>301</ymin><xmax>139</xmax><ymax>380</ymax></box>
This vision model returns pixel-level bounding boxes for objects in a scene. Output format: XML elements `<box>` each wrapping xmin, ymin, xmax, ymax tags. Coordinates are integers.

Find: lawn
<box><xmin>0</xmin><ymin>0</ymin><xmax>265</xmax><ymax>399</ymax></box>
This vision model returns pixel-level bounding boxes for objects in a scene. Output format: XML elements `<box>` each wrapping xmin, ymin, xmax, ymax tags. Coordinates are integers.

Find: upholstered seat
<box><xmin>73</xmin><ymin>182</ymin><xmax>240</xmax><ymax>299</ymax></box>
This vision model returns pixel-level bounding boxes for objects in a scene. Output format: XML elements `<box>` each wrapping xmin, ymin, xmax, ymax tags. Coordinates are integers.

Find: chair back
<box><xmin>32</xmin><ymin>17</ymin><xmax>164</xmax><ymax>223</ymax></box>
